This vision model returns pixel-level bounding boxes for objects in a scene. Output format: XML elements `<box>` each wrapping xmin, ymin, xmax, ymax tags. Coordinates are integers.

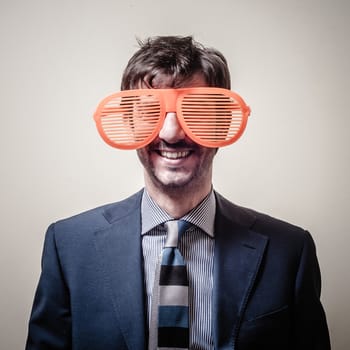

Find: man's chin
<box><xmin>151</xmin><ymin>173</ymin><xmax>195</xmax><ymax>191</ymax></box>
<box><xmin>157</xmin><ymin>179</ymin><xmax>191</xmax><ymax>190</ymax></box>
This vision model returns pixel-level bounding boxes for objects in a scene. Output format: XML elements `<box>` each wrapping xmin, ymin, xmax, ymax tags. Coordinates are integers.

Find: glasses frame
<box><xmin>94</xmin><ymin>87</ymin><xmax>251</xmax><ymax>149</ymax></box>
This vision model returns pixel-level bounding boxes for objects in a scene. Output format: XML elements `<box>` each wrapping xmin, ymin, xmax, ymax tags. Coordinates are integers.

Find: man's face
<box><xmin>136</xmin><ymin>74</ymin><xmax>218</xmax><ymax>194</ymax></box>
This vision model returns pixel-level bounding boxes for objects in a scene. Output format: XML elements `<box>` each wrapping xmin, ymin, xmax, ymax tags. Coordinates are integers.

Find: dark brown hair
<box><xmin>121</xmin><ymin>36</ymin><xmax>231</xmax><ymax>90</ymax></box>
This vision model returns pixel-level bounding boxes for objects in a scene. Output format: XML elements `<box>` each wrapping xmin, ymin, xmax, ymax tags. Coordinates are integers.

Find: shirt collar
<box><xmin>141</xmin><ymin>188</ymin><xmax>216</xmax><ymax>237</ymax></box>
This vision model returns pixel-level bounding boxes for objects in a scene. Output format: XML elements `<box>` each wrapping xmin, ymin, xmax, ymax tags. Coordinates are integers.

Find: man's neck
<box><xmin>144</xmin><ymin>181</ymin><xmax>212</xmax><ymax>219</ymax></box>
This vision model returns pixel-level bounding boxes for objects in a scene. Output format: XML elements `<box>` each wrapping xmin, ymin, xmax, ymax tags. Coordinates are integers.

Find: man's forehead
<box><xmin>149</xmin><ymin>74</ymin><xmax>174</xmax><ymax>88</ymax></box>
<box><xmin>141</xmin><ymin>73</ymin><xmax>208</xmax><ymax>89</ymax></box>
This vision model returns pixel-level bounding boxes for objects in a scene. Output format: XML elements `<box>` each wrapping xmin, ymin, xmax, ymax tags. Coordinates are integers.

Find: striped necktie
<box><xmin>149</xmin><ymin>220</ymin><xmax>192</xmax><ymax>350</ymax></box>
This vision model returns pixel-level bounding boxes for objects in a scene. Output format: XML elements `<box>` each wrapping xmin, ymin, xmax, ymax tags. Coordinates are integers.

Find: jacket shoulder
<box><xmin>215</xmin><ymin>191</ymin><xmax>308</xmax><ymax>241</ymax></box>
<box><xmin>52</xmin><ymin>189</ymin><xmax>144</xmax><ymax>237</ymax></box>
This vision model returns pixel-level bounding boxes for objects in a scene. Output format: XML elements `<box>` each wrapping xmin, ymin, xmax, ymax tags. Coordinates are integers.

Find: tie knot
<box><xmin>164</xmin><ymin>220</ymin><xmax>191</xmax><ymax>247</ymax></box>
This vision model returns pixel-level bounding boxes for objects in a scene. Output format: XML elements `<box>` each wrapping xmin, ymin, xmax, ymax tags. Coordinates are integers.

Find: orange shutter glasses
<box><xmin>93</xmin><ymin>87</ymin><xmax>251</xmax><ymax>149</ymax></box>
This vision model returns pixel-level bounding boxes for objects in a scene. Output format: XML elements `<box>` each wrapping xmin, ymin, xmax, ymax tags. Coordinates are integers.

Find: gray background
<box><xmin>1</xmin><ymin>0</ymin><xmax>349</xmax><ymax>348</ymax></box>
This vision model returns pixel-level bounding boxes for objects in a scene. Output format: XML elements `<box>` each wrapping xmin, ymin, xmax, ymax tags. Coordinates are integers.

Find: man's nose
<box><xmin>158</xmin><ymin>112</ymin><xmax>186</xmax><ymax>144</ymax></box>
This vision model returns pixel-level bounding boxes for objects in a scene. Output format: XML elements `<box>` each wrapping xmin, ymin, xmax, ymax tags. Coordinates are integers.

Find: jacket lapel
<box><xmin>213</xmin><ymin>193</ymin><xmax>268</xmax><ymax>349</ymax></box>
<box><xmin>93</xmin><ymin>191</ymin><xmax>146</xmax><ymax>350</ymax></box>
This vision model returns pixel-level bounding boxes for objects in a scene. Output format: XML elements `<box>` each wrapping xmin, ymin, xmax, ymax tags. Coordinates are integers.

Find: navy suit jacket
<box><xmin>26</xmin><ymin>190</ymin><xmax>330</xmax><ymax>349</ymax></box>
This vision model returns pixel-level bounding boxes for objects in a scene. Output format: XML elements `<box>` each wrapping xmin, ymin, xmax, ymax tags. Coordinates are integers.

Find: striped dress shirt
<box><xmin>141</xmin><ymin>189</ymin><xmax>216</xmax><ymax>349</ymax></box>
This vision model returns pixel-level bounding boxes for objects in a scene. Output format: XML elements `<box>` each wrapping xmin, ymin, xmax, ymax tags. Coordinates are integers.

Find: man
<box><xmin>26</xmin><ymin>36</ymin><xmax>330</xmax><ymax>349</ymax></box>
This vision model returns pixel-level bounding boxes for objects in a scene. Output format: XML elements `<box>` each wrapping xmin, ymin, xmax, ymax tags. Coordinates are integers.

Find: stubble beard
<box><xmin>137</xmin><ymin>148</ymin><xmax>216</xmax><ymax>198</ymax></box>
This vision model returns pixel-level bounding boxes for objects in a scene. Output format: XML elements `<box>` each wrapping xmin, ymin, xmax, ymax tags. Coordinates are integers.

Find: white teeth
<box><xmin>160</xmin><ymin>151</ymin><xmax>190</xmax><ymax>159</ymax></box>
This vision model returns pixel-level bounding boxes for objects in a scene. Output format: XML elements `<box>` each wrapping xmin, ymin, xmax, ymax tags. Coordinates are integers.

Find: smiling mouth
<box><xmin>158</xmin><ymin>150</ymin><xmax>191</xmax><ymax>159</ymax></box>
